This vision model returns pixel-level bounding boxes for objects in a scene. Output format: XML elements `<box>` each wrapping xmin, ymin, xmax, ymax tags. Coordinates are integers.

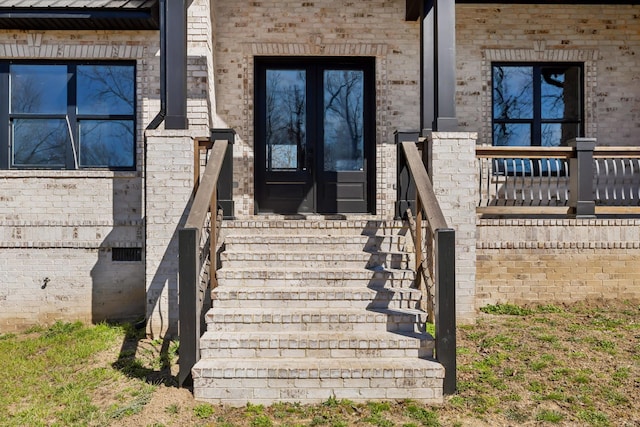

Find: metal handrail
<box><xmin>400</xmin><ymin>140</ymin><xmax>456</xmax><ymax>396</ymax></box>
<box><xmin>178</xmin><ymin>138</ymin><xmax>228</xmax><ymax>386</ymax></box>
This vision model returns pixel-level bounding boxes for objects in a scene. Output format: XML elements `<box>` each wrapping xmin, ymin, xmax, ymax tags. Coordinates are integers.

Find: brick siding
<box><xmin>477</xmin><ymin>219</ymin><xmax>640</xmax><ymax>307</ymax></box>
<box><xmin>456</xmin><ymin>4</ymin><xmax>640</xmax><ymax>146</ymax></box>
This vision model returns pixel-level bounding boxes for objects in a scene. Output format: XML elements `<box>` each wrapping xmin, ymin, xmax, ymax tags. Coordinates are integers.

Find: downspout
<box><xmin>147</xmin><ymin>0</ymin><xmax>188</xmax><ymax>130</ymax></box>
<box><xmin>147</xmin><ymin>0</ymin><xmax>166</xmax><ymax>130</ymax></box>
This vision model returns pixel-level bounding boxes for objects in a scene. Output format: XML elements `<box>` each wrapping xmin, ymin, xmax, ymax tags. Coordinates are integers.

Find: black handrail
<box><xmin>400</xmin><ymin>139</ymin><xmax>457</xmax><ymax>395</ymax></box>
<box><xmin>178</xmin><ymin>138</ymin><xmax>228</xmax><ymax>386</ymax></box>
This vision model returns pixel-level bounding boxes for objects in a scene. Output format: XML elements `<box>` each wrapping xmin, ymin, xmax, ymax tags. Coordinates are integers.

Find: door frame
<box><xmin>253</xmin><ymin>56</ymin><xmax>376</xmax><ymax>215</ymax></box>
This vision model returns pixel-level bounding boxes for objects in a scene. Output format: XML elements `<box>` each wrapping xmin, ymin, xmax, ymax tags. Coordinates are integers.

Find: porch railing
<box><xmin>178</xmin><ymin>137</ymin><xmax>229</xmax><ymax>386</ymax></box>
<box><xmin>398</xmin><ymin>137</ymin><xmax>457</xmax><ymax>395</ymax></box>
<box><xmin>477</xmin><ymin>138</ymin><xmax>640</xmax><ymax>217</ymax></box>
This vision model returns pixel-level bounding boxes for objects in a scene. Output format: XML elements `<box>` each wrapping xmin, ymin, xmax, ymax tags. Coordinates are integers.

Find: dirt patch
<box><xmin>95</xmin><ymin>299</ymin><xmax>640</xmax><ymax>426</ymax></box>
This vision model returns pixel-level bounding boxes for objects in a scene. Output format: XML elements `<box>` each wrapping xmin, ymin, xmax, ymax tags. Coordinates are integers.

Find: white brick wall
<box><xmin>456</xmin><ymin>4</ymin><xmax>640</xmax><ymax>146</ymax></box>
<box><xmin>429</xmin><ymin>132</ymin><xmax>478</xmax><ymax>323</ymax></box>
<box><xmin>0</xmin><ymin>0</ymin><xmax>215</xmax><ymax>332</ymax></box>
<box><xmin>212</xmin><ymin>0</ymin><xmax>421</xmax><ymax>218</ymax></box>
<box><xmin>144</xmin><ymin>130</ymin><xmax>198</xmax><ymax>338</ymax></box>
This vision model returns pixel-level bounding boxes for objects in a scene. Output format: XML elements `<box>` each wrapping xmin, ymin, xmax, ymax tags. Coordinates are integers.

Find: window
<box><xmin>492</xmin><ymin>63</ymin><xmax>583</xmax><ymax>147</ymax></box>
<box><xmin>0</xmin><ymin>61</ymin><xmax>136</xmax><ymax>170</ymax></box>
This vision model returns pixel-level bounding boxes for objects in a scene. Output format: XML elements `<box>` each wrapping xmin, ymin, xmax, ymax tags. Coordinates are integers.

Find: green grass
<box><xmin>0</xmin><ymin>321</ymin><xmax>132</xmax><ymax>426</ymax></box>
<box><xmin>1</xmin><ymin>302</ymin><xmax>638</xmax><ymax>426</ymax></box>
<box><xmin>480</xmin><ymin>303</ymin><xmax>534</xmax><ymax>316</ymax></box>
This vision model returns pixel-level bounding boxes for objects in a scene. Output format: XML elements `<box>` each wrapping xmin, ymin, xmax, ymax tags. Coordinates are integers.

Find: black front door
<box><xmin>255</xmin><ymin>57</ymin><xmax>375</xmax><ymax>214</ymax></box>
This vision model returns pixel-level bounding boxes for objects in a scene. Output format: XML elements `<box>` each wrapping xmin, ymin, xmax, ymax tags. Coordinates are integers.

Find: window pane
<box><xmin>541</xmin><ymin>66</ymin><xmax>580</xmax><ymax>120</ymax></box>
<box><xmin>323</xmin><ymin>70</ymin><xmax>364</xmax><ymax>172</ymax></box>
<box><xmin>541</xmin><ymin>122</ymin><xmax>579</xmax><ymax>147</ymax></box>
<box><xmin>493</xmin><ymin>123</ymin><xmax>531</xmax><ymax>146</ymax></box>
<box><xmin>265</xmin><ymin>69</ymin><xmax>306</xmax><ymax>171</ymax></box>
<box><xmin>77</xmin><ymin>65</ymin><xmax>135</xmax><ymax>115</ymax></box>
<box><xmin>79</xmin><ymin>120</ymin><xmax>134</xmax><ymax>167</ymax></box>
<box><xmin>493</xmin><ymin>66</ymin><xmax>533</xmax><ymax>119</ymax></box>
<box><xmin>10</xmin><ymin>65</ymin><xmax>68</xmax><ymax>114</ymax></box>
<box><xmin>12</xmin><ymin>119</ymin><xmax>68</xmax><ymax>166</ymax></box>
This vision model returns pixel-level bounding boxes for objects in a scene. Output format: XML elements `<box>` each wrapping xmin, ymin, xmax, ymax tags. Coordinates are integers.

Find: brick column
<box><xmin>145</xmin><ymin>129</ymin><xmax>196</xmax><ymax>338</ymax></box>
<box><xmin>428</xmin><ymin>132</ymin><xmax>478</xmax><ymax>323</ymax></box>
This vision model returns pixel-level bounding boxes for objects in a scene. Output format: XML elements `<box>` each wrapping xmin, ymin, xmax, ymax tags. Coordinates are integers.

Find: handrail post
<box><xmin>210</xmin><ymin>184</ymin><xmax>218</xmax><ymax>288</ymax></box>
<box><xmin>415</xmin><ymin>194</ymin><xmax>423</xmax><ymax>295</ymax></box>
<box><xmin>435</xmin><ymin>227</ymin><xmax>456</xmax><ymax>395</ymax></box>
<box><xmin>210</xmin><ymin>128</ymin><xmax>236</xmax><ymax>219</ymax></box>
<box><xmin>178</xmin><ymin>227</ymin><xmax>199</xmax><ymax>386</ymax></box>
<box><xmin>569</xmin><ymin>138</ymin><xmax>596</xmax><ymax>218</ymax></box>
<box><xmin>395</xmin><ymin>131</ymin><xmax>420</xmax><ymax>218</ymax></box>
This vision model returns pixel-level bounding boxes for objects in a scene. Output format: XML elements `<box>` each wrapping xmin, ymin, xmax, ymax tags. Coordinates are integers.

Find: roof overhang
<box><xmin>0</xmin><ymin>3</ymin><xmax>159</xmax><ymax>30</ymax></box>
<box><xmin>406</xmin><ymin>0</ymin><xmax>639</xmax><ymax>21</ymax></box>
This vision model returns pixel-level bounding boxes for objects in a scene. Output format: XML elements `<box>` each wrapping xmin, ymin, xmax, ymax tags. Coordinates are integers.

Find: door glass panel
<box><xmin>265</xmin><ymin>69</ymin><xmax>306</xmax><ymax>171</ymax></box>
<box><xmin>323</xmin><ymin>70</ymin><xmax>364</xmax><ymax>172</ymax></box>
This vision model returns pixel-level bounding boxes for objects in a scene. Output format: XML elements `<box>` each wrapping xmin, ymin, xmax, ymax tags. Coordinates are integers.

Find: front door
<box><xmin>255</xmin><ymin>57</ymin><xmax>375</xmax><ymax>214</ymax></box>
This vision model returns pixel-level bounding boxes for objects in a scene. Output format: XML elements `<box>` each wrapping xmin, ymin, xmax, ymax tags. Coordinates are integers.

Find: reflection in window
<box><xmin>79</xmin><ymin>120</ymin><xmax>134</xmax><ymax>167</ymax></box>
<box><xmin>12</xmin><ymin>119</ymin><xmax>68</xmax><ymax>167</ymax></box>
<box><xmin>77</xmin><ymin>65</ymin><xmax>134</xmax><ymax>115</ymax></box>
<box><xmin>10</xmin><ymin>65</ymin><xmax>68</xmax><ymax>115</ymax></box>
<box><xmin>265</xmin><ymin>70</ymin><xmax>306</xmax><ymax>171</ymax></box>
<box><xmin>4</xmin><ymin>62</ymin><xmax>135</xmax><ymax>169</ymax></box>
<box><xmin>493</xmin><ymin>66</ymin><xmax>533</xmax><ymax>120</ymax></box>
<box><xmin>323</xmin><ymin>70</ymin><xmax>364</xmax><ymax>172</ymax></box>
<box><xmin>492</xmin><ymin>63</ymin><xmax>582</xmax><ymax>147</ymax></box>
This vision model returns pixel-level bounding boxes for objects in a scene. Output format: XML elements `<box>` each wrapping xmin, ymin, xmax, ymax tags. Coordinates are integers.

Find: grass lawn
<box><xmin>0</xmin><ymin>300</ymin><xmax>638</xmax><ymax>426</ymax></box>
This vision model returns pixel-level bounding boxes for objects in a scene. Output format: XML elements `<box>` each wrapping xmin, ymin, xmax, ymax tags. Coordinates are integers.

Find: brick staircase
<box><xmin>191</xmin><ymin>217</ymin><xmax>444</xmax><ymax>405</ymax></box>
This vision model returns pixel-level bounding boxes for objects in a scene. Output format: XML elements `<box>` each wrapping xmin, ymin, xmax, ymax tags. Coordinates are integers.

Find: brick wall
<box><xmin>0</xmin><ymin>172</ymin><xmax>144</xmax><ymax>332</ymax></box>
<box><xmin>143</xmin><ymin>0</ymin><xmax>216</xmax><ymax>337</ymax></box>
<box><xmin>0</xmin><ymin>0</ymin><xmax>214</xmax><ymax>332</ymax></box>
<box><xmin>0</xmin><ymin>31</ymin><xmax>155</xmax><ymax>332</ymax></box>
<box><xmin>476</xmin><ymin>219</ymin><xmax>640</xmax><ymax>307</ymax></box>
<box><xmin>456</xmin><ymin>4</ymin><xmax>640</xmax><ymax>146</ymax></box>
<box><xmin>429</xmin><ymin>132</ymin><xmax>478</xmax><ymax>323</ymax></box>
<box><xmin>212</xmin><ymin>0</ymin><xmax>421</xmax><ymax>218</ymax></box>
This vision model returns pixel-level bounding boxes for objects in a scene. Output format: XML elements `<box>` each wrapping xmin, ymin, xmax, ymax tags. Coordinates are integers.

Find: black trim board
<box><xmin>0</xmin><ymin>5</ymin><xmax>159</xmax><ymax>30</ymax></box>
<box><xmin>407</xmin><ymin>0</ymin><xmax>639</xmax><ymax>21</ymax></box>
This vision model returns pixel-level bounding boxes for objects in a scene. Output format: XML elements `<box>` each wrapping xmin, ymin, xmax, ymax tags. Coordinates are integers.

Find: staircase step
<box><xmin>221</xmin><ymin>219</ymin><xmax>408</xmax><ymax>236</ymax></box>
<box><xmin>192</xmin><ymin>357</ymin><xmax>444</xmax><ymax>406</ymax></box>
<box><xmin>220</xmin><ymin>251</ymin><xmax>412</xmax><ymax>269</ymax></box>
<box><xmin>224</xmin><ymin>234</ymin><xmax>411</xmax><ymax>252</ymax></box>
<box><xmin>205</xmin><ymin>307</ymin><xmax>428</xmax><ymax>333</ymax></box>
<box><xmin>216</xmin><ymin>267</ymin><xmax>415</xmax><ymax>288</ymax></box>
<box><xmin>194</xmin><ymin>218</ymin><xmax>442</xmax><ymax>406</ymax></box>
<box><xmin>211</xmin><ymin>286</ymin><xmax>422</xmax><ymax>310</ymax></box>
<box><xmin>199</xmin><ymin>331</ymin><xmax>434</xmax><ymax>359</ymax></box>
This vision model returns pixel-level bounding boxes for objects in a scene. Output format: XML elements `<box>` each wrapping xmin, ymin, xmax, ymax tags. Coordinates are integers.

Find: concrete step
<box><xmin>199</xmin><ymin>330</ymin><xmax>434</xmax><ymax>359</ymax></box>
<box><xmin>194</xmin><ymin>218</ymin><xmax>442</xmax><ymax>406</ymax></box>
<box><xmin>215</xmin><ymin>267</ymin><xmax>416</xmax><ymax>288</ymax></box>
<box><xmin>210</xmin><ymin>286</ymin><xmax>422</xmax><ymax>310</ymax></box>
<box><xmin>220</xmin><ymin>251</ymin><xmax>412</xmax><ymax>269</ymax></box>
<box><xmin>221</xmin><ymin>219</ymin><xmax>408</xmax><ymax>236</ymax></box>
<box><xmin>192</xmin><ymin>357</ymin><xmax>444</xmax><ymax>406</ymax></box>
<box><xmin>224</xmin><ymin>234</ymin><xmax>411</xmax><ymax>252</ymax></box>
<box><xmin>205</xmin><ymin>307</ymin><xmax>428</xmax><ymax>333</ymax></box>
